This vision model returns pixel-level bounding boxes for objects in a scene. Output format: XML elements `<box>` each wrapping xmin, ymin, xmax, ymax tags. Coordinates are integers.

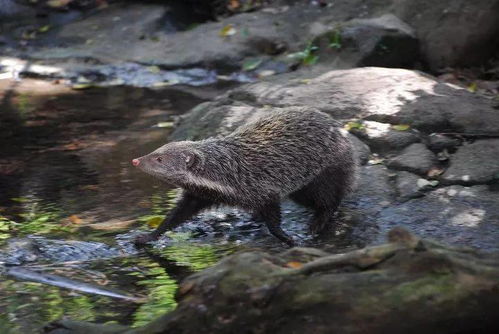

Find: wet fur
<box><xmin>134</xmin><ymin>107</ymin><xmax>357</xmax><ymax>246</ymax></box>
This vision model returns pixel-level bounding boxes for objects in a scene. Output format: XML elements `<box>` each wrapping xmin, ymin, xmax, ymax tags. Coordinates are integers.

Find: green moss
<box><xmin>384</xmin><ymin>274</ymin><xmax>463</xmax><ymax>305</ymax></box>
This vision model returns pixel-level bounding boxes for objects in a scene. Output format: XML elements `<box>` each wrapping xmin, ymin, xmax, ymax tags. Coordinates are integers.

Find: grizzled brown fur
<box><xmin>133</xmin><ymin>107</ymin><xmax>357</xmax><ymax>246</ymax></box>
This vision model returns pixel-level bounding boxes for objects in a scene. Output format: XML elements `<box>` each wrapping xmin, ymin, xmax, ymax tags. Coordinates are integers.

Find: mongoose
<box><xmin>132</xmin><ymin>107</ymin><xmax>357</xmax><ymax>246</ymax></box>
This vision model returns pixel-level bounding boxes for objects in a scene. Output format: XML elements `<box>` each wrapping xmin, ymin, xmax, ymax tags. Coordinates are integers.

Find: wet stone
<box><xmin>348</xmin><ymin>134</ymin><xmax>371</xmax><ymax>165</ymax></box>
<box><xmin>0</xmin><ymin>237</ymin><xmax>122</xmax><ymax>265</ymax></box>
<box><xmin>395</xmin><ymin>171</ymin><xmax>439</xmax><ymax>202</ymax></box>
<box><xmin>377</xmin><ymin>185</ymin><xmax>499</xmax><ymax>251</ymax></box>
<box><xmin>353</xmin><ymin>121</ymin><xmax>420</xmax><ymax>153</ymax></box>
<box><xmin>341</xmin><ymin>14</ymin><xmax>420</xmax><ymax>68</ymax></box>
<box><xmin>426</xmin><ymin>133</ymin><xmax>461</xmax><ymax>152</ymax></box>
<box><xmin>441</xmin><ymin>139</ymin><xmax>499</xmax><ymax>185</ymax></box>
<box><xmin>387</xmin><ymin>143</ymin><xmax>438</xmax><ymax>175</ymax></box>
<box><xmin>395</xmin><ymin>171</ymin><xmax>424</xmax><ymax>201</ymax></box>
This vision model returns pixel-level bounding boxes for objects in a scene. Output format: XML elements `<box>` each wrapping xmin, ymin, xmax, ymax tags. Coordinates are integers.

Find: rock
<box><xmin>441</xmin><ymin>139</ymin><xmax>499</xmax><ymax>185</ymax></box>
<box><xmin>338</xmin><ymin>14</ymin><xmax>420</xmax><ymax>68</ymax></box>
<box><xmin>170</xmin><ymin>102</ymin><xmax>259</xmax><ymax>141</ymax></box>
<box><xmin>395</xmin><ymin>171</ymin><xmax>425</xmax><ymax>201</ymax></box>
<box><xmin>0</xmin><ymin>236</ymin><xmax>122</xmax><ymax>265</ymax></box>
<box><xmin>222</xmin><ymin>67</ymin><xmax>499</xmax><ymax>135</ymax></box>
<box><xmin>1</xmin><ymin>0</ymin><xmax>497</xmax><ymax>83</ymax></box>
<box><xmin>45</xmin><ymin>230</ymin><xmax>499</xmax><ymax>334</ymax></box>
<box><xmin>426</xmin><ymin>133</ymin><xmax>461</xmax><ymax>152</ymax></box>
<box><xmin>173</xmin><ymin>68</ymin><xmax>499</xmax><ymax>139</ymax></box>
<box><xmin>20</xmin><ymin>1</ymin><xmax>391</xmax><ymax>72</ymax></box>
<box><xmin>394</xmin><ymin>171</ymin><xmax>438</xmax><ymax>201</ymax></box>
<box><xmin>352</xmin><ymin>120</ymin><xmax>420</xmax><ymax>153</ymax></box>
<box><xmin>0</xmin><ymin>0</ymin><xmax>34</xmax><ymax>19</ymax></box>
<box><xmin>349</xmin><ymin>165</ymin><xmax>394</xmax><ymax>210</ymax></box>
<box><xmin>392</xmin><ymin>0</ymin><xmax>499</xmax><ymax>70</ymax></box>
<box><xmin>348</xmin><ymin>134</ymin><xmax>370</xmax><ymax>165</ymax></box>
<box><xmin>378</xmin><ymin>185</ymin><xmax>499</xmax><ymax>251</ymax></box>
<box><xmin>346</xmin><ymin>165</ymin><xmax>395</xmax><ymax>245</ymax></box>
<box><xmin>387</xmin><ymin>143</ymin><xmax>438</xmax><ymax>175</ymax></box>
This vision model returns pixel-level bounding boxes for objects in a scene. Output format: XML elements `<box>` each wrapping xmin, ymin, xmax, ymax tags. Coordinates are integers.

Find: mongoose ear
<box><xmin>184</xmin><ymin>151</ymin><xmax>199</xmax><ymax>169</ymax></box>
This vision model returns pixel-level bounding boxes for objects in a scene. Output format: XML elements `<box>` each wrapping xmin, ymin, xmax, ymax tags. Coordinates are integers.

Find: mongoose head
<box><xmin>132</xmin><ymin>141</ymin><xmax>202</xmax><ymax>185</ymax></box>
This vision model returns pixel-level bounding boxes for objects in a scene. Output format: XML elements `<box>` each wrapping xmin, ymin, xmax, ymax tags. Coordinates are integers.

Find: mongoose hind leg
<box><xmin>290</xmin><ymin>165</ymin><xmax>347</xmax><ymax>236</ymax></box>
<box><xmin>135</xmin><ymin>193</ymin><xmax>214</xmax><ymax>246</ymax></box>
<box><xmin>256</xmin><ymin>202</ymin><xmax>295</xmax><ymax>247</ymax></box>
<box><xmin>309</xmin><ymin>210</ymin><xmax>336</xmax><ymax>236</ymax></box>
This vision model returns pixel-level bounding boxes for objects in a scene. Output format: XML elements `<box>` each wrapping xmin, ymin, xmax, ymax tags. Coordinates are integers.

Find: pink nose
<box><xmin>132</xmin><ymin>159</ymin><xmax>140</xmax><ymax>167</ymax></box>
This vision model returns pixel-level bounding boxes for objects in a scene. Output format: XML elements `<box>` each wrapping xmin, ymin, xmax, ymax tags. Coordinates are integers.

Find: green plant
<box><xmin>287</xmin><ymin>42</ymin><xmax>319</xmax><ymax>66</ymax></box>
<box><xmin>329</xmin><ymin>29</ymin><xmax>342</xmax><ymax>49</ymax></box>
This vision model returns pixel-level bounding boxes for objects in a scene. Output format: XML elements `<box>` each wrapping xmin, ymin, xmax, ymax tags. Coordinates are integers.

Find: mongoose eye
<box><xmin>156</xmin><ymin>157</ymin><xmax>163</xmax><ymax>163</ymax></box>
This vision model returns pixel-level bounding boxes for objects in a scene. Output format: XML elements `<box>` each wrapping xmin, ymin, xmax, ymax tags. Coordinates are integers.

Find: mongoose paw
<box><xmin>134</xmin><ymin>233</ymin><xmax>158</xmax><ymax>246</ymax></box>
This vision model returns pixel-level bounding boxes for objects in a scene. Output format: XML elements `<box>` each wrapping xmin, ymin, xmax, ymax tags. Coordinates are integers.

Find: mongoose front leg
<box><xmin>135</xmin><ymin>193</ymin><xmax>213</xmax><ymax>246</ymax></box>
<box><xmin>257</xmin><ymin>202</ymin><xmax>295</xmax><ymax>247</ymax></box>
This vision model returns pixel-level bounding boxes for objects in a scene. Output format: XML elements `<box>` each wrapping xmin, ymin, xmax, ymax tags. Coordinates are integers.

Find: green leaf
<box><xmin>287</xmin><ymin>41</ymin><xmax>319</xmax><ymax>66</ymax></box>
<box><xmin>467</xmin><ymin>82</ymin><xmax>477</xmax><ymax>93</ymax></box>
<box><xmin>329</xmin><ymin>30</ymin><xmax>342</xmax><ymax>49</ymax></box>
<box><xmin>156</xmin><ymin>122</ymin><xmax>174</xmax><ymax>128</ymax></box>
<box><xmin>392</xmin><ymin>124</ymin><xmax>410</xmax><ymax>131</ymax></box>
<box><xmin>71</xmin><ymin>83</ymin><xmax>94</xmax><ymax>90</ymax></box>
<box><xmin>242</xmin><ymin>58</ymin><xmax>263</xmax><ymax>71</ymax></box>
<box><xmin>147</xmin><ymin>66</ymin><xmax>161</xmax><ymax>74</ymax></box>
<box><xmin>219</xmin><ymin>24</ymin><xmax>237</xmax><ymax>37</ymax></box>
<box><xmin>303</xmin><ymin>54</ymin><xmax>318</xmax><ymax>66</ymax></box>
<box><xmin>344</xmin><ymin>121</ymin><xmax>364</xmax><ymax>131</ymax></box>
<box><xmin>146</xmin><ymin>216</ymin><xmax>163</xmax><ymax>228</ymax></box>
<box><xmin>38</xmin><ymin>25</ymin><xmax>51</xmax><ymax>33</ymax></box>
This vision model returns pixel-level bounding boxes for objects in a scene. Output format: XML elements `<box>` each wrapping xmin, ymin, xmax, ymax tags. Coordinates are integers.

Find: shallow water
<box><xmin>0</xmin><ymin>78</ymin><xmax>236</xmax><ymax>332</ymax></box>
<box><xmin>0</xmin><ymin>78</ymin><xmax>364</xmax><ymax>332</ymax></box>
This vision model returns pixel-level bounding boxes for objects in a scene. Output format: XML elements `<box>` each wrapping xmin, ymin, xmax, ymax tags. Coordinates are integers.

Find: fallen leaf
<box><xmin>228</xmin><ymin>0</ymin><xmax>240</xmax><ymax>10</ymax></box>
<box><xmin>46</xmin><ymin>0</ymin><xmax>71</xmax><ymax>8</ymax></box>
<box><xmin>68</xmin><ymin>215</ymin><xmax>83</xmax><ymax>224</ymax></box>
<box><xmin>286</xmin><ymin>261</ymin><xmax>303</xmax><ymax>269</ymax></box>
<box><xmin>147</xmin><ymin>216</ymin><xmax>163</xmax><ymax>228</ymax></box>
<box><xmin>257</xmin><ymin>70</ymin><xmax>275</xmax><ymax>78</ymax></box>
<box><xmin>71</xmin><ymin>83</ymin><xmax>93</xmax><ymax>90</ymax></box>
<box><xmin>178</xmin><ymin>281</ymin><xmax>195</xmax><ymax>296</ymax></box>
<box><xmin>392</xmin><ymin>124</ymin><xmax>410</xmax><ymax>131</ymax></box>
<box><xmin>63</xmin><ymin>142</ymin><xmax>83</xmax><ymax>150</ymax></box>
<box><xmin>467</xmin><ymin>82</ymin><xmax>477</xmax><ymax>93</ymax></box>
<box><xmin>368</xmin><ymin>157</ymin><xmax>384</xmax><ymax>165</ymax></box>
<box><xmin>147</xmin><ymin>66</ymin><xmax>161</xmax><ymax>74</ymax></box>
<box><xmin>344</xmin><ymin>121</ymin><xmax>364</xmax><ymax>131</ymax></box>
<box><xmin>21</xmin><ymin>30</ymin><xmax>37</xmax><ymax>40</ymax></box>
<box><xmin>219</xmin><ymin>24</ymin><xmax>237</xmax><ymax>37</ymax></box>
<box><xmin>96</xmin><ymin>0</ymin><xmax>108</xmax><ymax>9</ymax></box>
<box><xmin>427</xmin><ymin>167</ymin><xmax>445</xmax><ymax>178</ymax></box>
<box><xmin>152</xmin><ymin>81</ymin><xmax>176</xmax><ymax>87</ymax></box>
<box><xmin>156</xmin><ymin>122</ymin><xmax>174</xmax><ymax>128</ymax></box>
<box><xmin>242</xmin><ymin>58</ymin><xmax>262</xmax><ymax>71</ymax></box>
<box><xmin>38</xmin><ymin>25</ymin><xmax>51</xmax><ymax>33</ymax></box>
<box><xmin>80</xmin><ymin>184</ymin><xmax>99</xmax><ymax>191</ymax></box>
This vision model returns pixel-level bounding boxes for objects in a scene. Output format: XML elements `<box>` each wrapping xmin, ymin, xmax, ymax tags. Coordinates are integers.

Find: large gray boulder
<box><xmin>441</xmin><ymin>139</ymin><xmax>499</xmax><ymax>185</ymax></box>
<box><xmin>172</xmin><ymin>67</ymin><xmax>499</xmax><ymax>138</ymax></box>
<box><xmin>390</xmin><ymin>0</ymin><xmax>499</xmax><ymax>70</ymax></box>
